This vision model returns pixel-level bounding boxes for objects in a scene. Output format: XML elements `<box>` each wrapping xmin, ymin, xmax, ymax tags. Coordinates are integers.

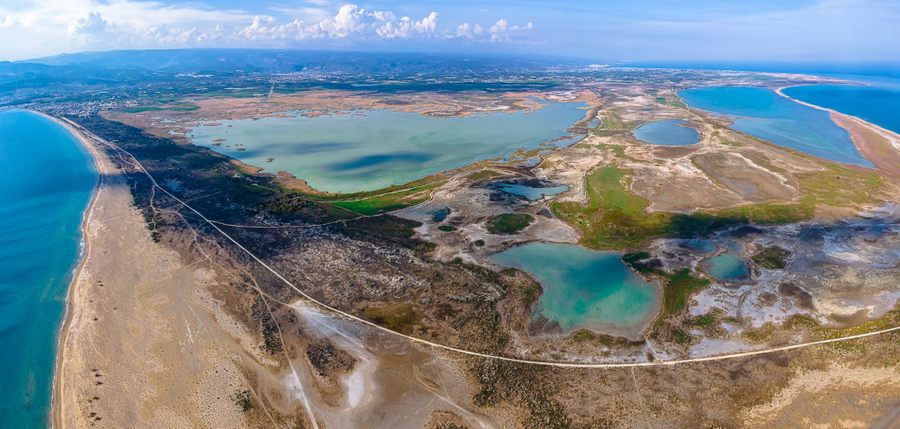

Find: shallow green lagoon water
<box><xmin>633</xmin><ymin>119</ymin><xmax>700</xmax><ymax>146</ymax></box>
<box><xmin>188</xmin><ymin>102</ymin><xmax>585</xmax><ymax>193</ymax></box>
<box><xmin>491</xmin><ymin>242</ymin><xmax>659</xmax><ymax>334</ymax></box>
<box><xmin>0</xmin><ymin>110</ymin><xmax>97</xmax><ymax>428</ymax></box>
<box><xmin>679</xmin><ymin>86</ymin><xmax>872</xmax><ymax>167</ymax></box>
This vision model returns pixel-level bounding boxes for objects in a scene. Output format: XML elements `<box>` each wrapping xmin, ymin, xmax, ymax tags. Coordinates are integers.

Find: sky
<box><xmin>0</xmin><ymin>0</ymin><xmax>898</xmax><ymax>62</ymax></box>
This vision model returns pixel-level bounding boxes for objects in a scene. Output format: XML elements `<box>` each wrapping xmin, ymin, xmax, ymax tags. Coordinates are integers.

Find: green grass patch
<box><xmin>486</xmin><ymin>213</ymin><xmax>535</xmax><ymax>235</ymax></box>
<box><xmin>672</xmin><ymin>329</ymin><xmax>692</xmax><ymax>344</ymax></box>
<box><xmin>743</xmin><ymin>322</ymin><xmax>777</xmax><ymax>343</ymax></box>
<box><xmin>751</xmin><ymin>245</ymin><xmax>792</xmax><ymax>269</ymax></box>
<box><xmin>467</xmin><ymin>169</ymin><xmax>504</xmax><ymax>183</ymax></box>
<box><xmin>690</xmin><ymin>313</ymin><xmax>716</xmax><ymax>327</ymax></box>
<box><xmin>596</xmin><ymin>110</ymin><xmax>627</xmax><ymax>131</ymax></box>
<box><xmin>521</xmin><ymin>283</ymin><xmax>541</xmax><ymax>306</ymax></box>
<box><xmin>550</xmin><ymin>165</ymin><xmax>671</xmax><ymax>249</ymax></box>
<box><xmin>363</xmin><ymin>303</ymin><xmax>421</xmax><ymax>334</ymax></box>
<box><xmin>795</xmin><ymin>164</ymin><xmax>884</xmax><ymax>207</ymax></box>
<box><xmin>330</xmin><ymin>181</ymin><xmax>443</xmax><ymax>215</ymax></box>
<box><xmin>654</xmin><ymin>96</ymin><xmax>687</xmax><ymax>108</ymax></box>
<box><xmin>622</xmin><ymin>251</ymin><xmax>711</xmax><ymax>322</ymax></box>
<box><xmin>572</xmin><ymin>329</ymin><xmax>594</xmax><ymax>342</ymax></box>
<box><xmin>437</xmin><ymin>225</ymin><xmax>457</xmax><ymax>232</ymax></box>
<box><xmin>551</xmin><ymin>165</ymin><xmax>824</xmax><ymax>250</ymax></box>
<box><xmin>659</xmin><ymin>269</ymin><xmax>711</xmax><ymax>320</ymax></box>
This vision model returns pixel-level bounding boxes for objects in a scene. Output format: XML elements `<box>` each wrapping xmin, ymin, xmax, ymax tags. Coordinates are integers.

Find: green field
<box><xmin>329</xmin><ymin>181</ymin><xmax>444</xmax><ymax>215</ymax></box>
<box><xmin>551</xmin><ymin>163</ymin><xmax>885</xmax><ymax>250</ymax></box>
<box><xmin>486</xmin><ymin>213</ymin><xmax>535</xmax><ymax>234</ymax></box>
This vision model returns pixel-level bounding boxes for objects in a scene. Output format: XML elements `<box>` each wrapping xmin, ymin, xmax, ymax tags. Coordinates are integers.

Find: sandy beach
<box><xmin>48</xmin><ymin>115</ymin><xmax>265</xmax><ymax>428</ymax></box>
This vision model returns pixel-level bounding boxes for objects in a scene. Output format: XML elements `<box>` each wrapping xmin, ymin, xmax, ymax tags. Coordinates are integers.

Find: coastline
<box><xmin>40</xmin><ymin>111</ymin><xmax>105</xmax><ymax>429</ymax></box>
<box><xmin>774</xmin><ymin>86</ymin><xmax>900</xmax><ymax>180</ymax></box>
<box><xmin>42</xmin><ymin>112</ymin><xmax>269</xmax><ymax>428</ymax></box>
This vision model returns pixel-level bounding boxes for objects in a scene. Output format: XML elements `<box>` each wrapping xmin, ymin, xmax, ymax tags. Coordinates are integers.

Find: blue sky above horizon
<box><xmin>0</xmin><ymin>0</ymin><xmax>898</xmax><ymax>62</ymax></box>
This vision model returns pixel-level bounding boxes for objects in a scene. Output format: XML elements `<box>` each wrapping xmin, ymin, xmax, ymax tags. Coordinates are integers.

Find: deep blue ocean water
<box><xmin>0</xmin><ymin>110</ymin><xmax>97</xmax><ymax>428</ymax></box>
<box><xmin>784</xmin><ymin>84</ymin><xmax>900</xmax><ymax>135</ymax></box>
<box><xmin>679</xmin><ymin>86</ymin><xmax>872</xmax><ymax>167</ymax></box>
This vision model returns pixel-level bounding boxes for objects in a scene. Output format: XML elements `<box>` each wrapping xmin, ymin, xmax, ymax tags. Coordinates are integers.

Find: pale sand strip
<box><xmin>47</xmin><ymin>113</ymin><xmax>263</xmax><ymax>428</ymax></box>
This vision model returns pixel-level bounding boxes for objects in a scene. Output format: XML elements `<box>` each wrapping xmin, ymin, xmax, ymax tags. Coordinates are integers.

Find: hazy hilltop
<box><xmin>24</xmin><ymin>48</ymin><xmax>580</xmax><ymax>75</ymax></box>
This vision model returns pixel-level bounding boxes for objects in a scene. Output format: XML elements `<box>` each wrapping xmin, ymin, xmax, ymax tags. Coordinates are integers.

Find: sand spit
<box><xmin>50</xmin><ymin>117</ymin><xmax>259</xmax><ymax>428</ymax></box>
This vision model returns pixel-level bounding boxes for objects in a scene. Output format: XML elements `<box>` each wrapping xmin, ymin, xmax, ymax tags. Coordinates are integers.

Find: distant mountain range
<box><xmin>21</xmin><ymin>49</ymin><xmax>581</xmax><ymax>75</ymax></box>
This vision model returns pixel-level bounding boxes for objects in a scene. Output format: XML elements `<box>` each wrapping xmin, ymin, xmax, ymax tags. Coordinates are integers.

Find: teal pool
<box><xmin>679</xmin><ymin>86</ymin><xmax>872</xmax><ymax>167</ymax></box>
<box><xmin>189</xmin><ymin>102</ymin><xmax>586</xmax><ymax>193</ymax></box>
<box><xmin>0</xmin><ymin>111</ymin><xmax>97</xmax><ymax>427</ymax></box>
<box><xmin>702</xmin><ymin>251</ymin><xmax>750</xmax><ymax>282</ymax></box>
<box><xmin>491</xmin><ymin>242</ymin><xmax>659</xmax><ymax>336</ymax></box>
<box><xmin>495</xmin><ymin>183</ymin><xmax>569</xmax><ymax>201</ymax></box>
<box><xmin>633</xmin><ymin>119</ymin><xmax>700</xmax><ymax>146</ymax></box>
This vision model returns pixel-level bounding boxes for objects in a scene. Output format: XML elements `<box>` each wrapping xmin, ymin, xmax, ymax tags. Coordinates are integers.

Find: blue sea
<box><xmin>0</xmin><ymin>111</ymin><xmax>97</xmax><ymax>428</ymax></box>
<box><xmin>784</xmin><ymin>80</ymin><xmax>900</xmax><ymax>135</ymax></box>
<box><xmin>679</xmin><ymin>86</ymin><xmax>872</xmax><ymax>167</ymax></box>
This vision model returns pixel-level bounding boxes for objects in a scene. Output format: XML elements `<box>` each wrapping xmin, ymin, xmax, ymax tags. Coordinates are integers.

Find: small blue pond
<box><xmin>703</xmin><ymin>251</ymin><xmax>750</xmax><ymax>282</ymax></box>
<box><xmin>633</xmin><ymin>119</ymin><xmax>701</xmax><ymax>146</ymax></box>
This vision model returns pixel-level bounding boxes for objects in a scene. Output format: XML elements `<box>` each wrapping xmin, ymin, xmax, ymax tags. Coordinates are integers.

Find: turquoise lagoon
<box><xmin>633</xmin><ymin>119</ymin><xmax>700</xmax><ymax>146</ymax></box>
<box><xmin>188</xmin><ymin>102</ymin><xmax>585</xmax><ymax>193</ymax></box>
<box><xmin>0</xmin><ymin>111</ymin><xmax>97</xmax><ymax>427</ymax></box>
<box><xmin>491</xmin><ymin>242</ymin><xmax>659</xmax><ymax>336</ymax></box>
<box><xmin>679</xmin><ymin>86</ymin><xmax>872</xmax><ymax>167</ymax></box>
<box><xmin>784</xmin><ymin>84</ymin><xmax>900</xmax><ymax>134</ymax></box>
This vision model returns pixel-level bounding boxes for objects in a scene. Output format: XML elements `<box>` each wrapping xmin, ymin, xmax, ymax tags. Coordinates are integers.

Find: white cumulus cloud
<box><xmin>489</xmin><ymin>19</ymin><xmax>533</xmax><ymax>42</ymax></box>
<box><xmin>237</xmin><ymin>5</ymin><xmax>440</xmax><ymax>41</ymax></box>
<box><xmin>0</xmin><ymin>0</ymin><xmax>534</xmax><ymax>60</ymax></box>
<box><xmin>67</xmin><ymin>11</ymin><xmax>109</xmax><ymax>37</ymax></box>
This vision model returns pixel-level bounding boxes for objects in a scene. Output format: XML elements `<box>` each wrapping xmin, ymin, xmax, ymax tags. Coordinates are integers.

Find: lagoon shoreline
<box><xmin>775</xmin><ymin>86</ymin><xmax>900</xmax><ymax>180</ymax></box>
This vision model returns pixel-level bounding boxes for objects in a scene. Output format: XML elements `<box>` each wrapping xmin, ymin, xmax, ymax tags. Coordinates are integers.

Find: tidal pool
<box><xmin>633</xmin><ymin>119</ymin><xmax>700</xmax><ymax>146</ymax></box>
<box><xmin>679</xmin><ymin>86</ymin><xmax>872</xmax><ymax>167</ymax></box>
<box><xmin>495</xmin><ymin>183</ymin><xmax>569</xmax><ymax>201</ymax></box>
<box><xmin>702</xmin><ymin>251</ymin><xmax>750</xmax><ymax>282</ymax></box>
<box><xmin>491</xmin><ymin>242</ymin><xmax>659</xmax><ymax>337</ymax></box>
<box><xmin>189</xmin><ymin>102</ymin><xmax>585</xmax><ymax>193</ymax></box>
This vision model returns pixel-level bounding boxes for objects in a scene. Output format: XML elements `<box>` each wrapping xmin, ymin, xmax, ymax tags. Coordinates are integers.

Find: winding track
<box><xmin>62</xmin><ymin>116</ymin><xmax>900</xmax><ymax>369</ymax></box>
